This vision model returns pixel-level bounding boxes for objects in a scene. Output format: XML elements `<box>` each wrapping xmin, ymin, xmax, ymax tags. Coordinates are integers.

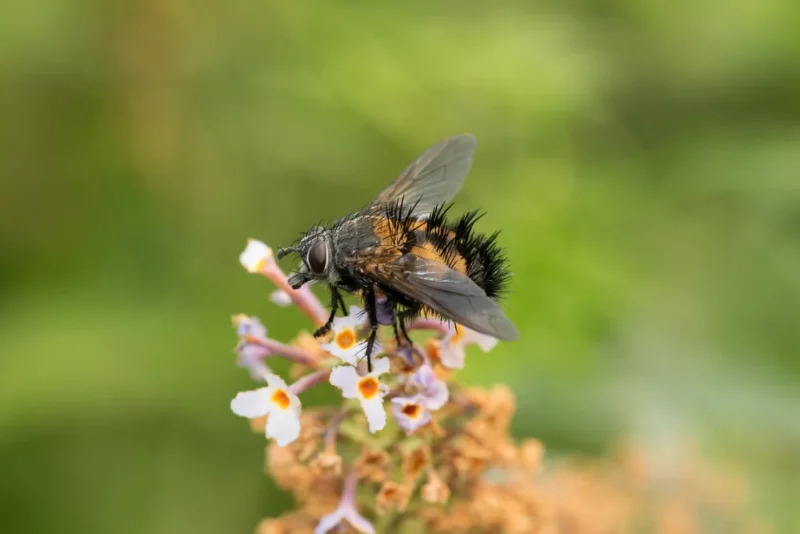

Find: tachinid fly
<box><xmin>277</xmin><ymin>134</ymin><xmax>518</xmax><ymax>370</ymax></box>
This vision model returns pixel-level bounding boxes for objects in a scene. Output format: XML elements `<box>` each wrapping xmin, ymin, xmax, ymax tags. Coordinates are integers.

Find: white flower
<box><xmin>230</xmin><ymin>373</ymin><xmax>301</xmax><ymax>447</ymax></box>
<box><xmin>269</xmin><ymin>289</ymin><xmax>292</xmax><ymax>307</ymax></box>
<box><xmin>239</xmin><ymin>239</ymin><xmax>273</xmax><ymax>273</ymax></box>
<box><xmin>437</xmin><ymin>323</ymin><xmax>498</xmax><ymax>369</ymax></box>
<box><xmin>320</xmin><ymin>306</ymin><xmax>381</xmax><ymax>366</ymax></box>
<box><xmin>329</xmin><ymin>358</ymin><xmax>390</xmax><ymax>433</ymax></box>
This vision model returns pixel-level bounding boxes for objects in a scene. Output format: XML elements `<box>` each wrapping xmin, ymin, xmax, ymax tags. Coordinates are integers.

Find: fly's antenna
<box><xmin>277</xmin><ymin>247</ymin><xmax>298</xmax><ymax>260</ymax></box>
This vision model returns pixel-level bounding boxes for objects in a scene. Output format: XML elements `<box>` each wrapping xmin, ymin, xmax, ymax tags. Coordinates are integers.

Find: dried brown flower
<box><xmin>376</xmin><ymin>479</ymin><xmax>412</xmax><ymax>513</ymax></box>
<box><xmin>354</xmin><ymin>446</ymin><xmax>390</xmax><ymax>483</ymax></box>
<box><xmin>401</xmin><ymin>445</ymin><xmax>431</xmax><ymax>481</ymax></box>
<box><xmin>421</xmin><ymin>470</ymin><xmax>450</xmax><ymax>505</ymax></box>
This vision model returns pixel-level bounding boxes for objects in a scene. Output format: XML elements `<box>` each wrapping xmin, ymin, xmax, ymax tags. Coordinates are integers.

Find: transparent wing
<box><xmin>373</xmin><ymin>134</ymin><xmax>478</xmax><ymax>219</ymax></box>
<box><xmin>366</xmin><ymin>253</ymin><xmax>518</xmax><ymax>340</ymax></box>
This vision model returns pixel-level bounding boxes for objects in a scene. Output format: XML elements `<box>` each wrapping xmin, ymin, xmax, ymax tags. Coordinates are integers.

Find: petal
<box><xmin>233</xmin><ymin>314</ymin><xmax>267</xmax><ymax>339</ymax></box>
<box><xmin>230</xmin><ymin>388</ymin><xmax>271</xmax><ymax>418</ymax></box>
<box><xmin>341</xmin><ymin>505</ymin><xmax>376</xmax><ymax>534</ymax></box>
<box><xmin>391</xmin><ymin>397</ymin><xmax>431</xmax><ymax>434</ymax></box>
<box><xmin>266</xmin><ymin>409</ymin><xmax>301</xmax><ymax>447</ymax></box>
<box><xmin>269</xmin><ymin>289</ymin><xmax>293</xmax><ymax>307</ymax></box>
<box><xmin>329</xmin><ymin>365</ymin><xmax>359</xmax><ymax>398</ymax></box>
<box><xmin>314</xmin><ymin>509</ymin><xmax>345</xmax><ymax>534</ymax></box>
<box><xmin>426</xmin><ymin>385</ymin><xmax>449</xmax><ymax>410</ymax></box>
<box><xmin>237</xmin><ymin>341</ymin><xmax>269</xmax><ymax>360</ymax></box>
<box><xmin>320</xmin><ymin>341</ymin><xmax>359</xmax><ymax>366</ymax></box>
<box><xmin>241</xmin><ymin>360</ymin><xmax>272</xmax><ymax>382</ymax></box>
<box><xmin>263</xmin><ymin>372</ymin><xmax>288</xmax><ymax>390</ymax></box>
<box><xmin>239</xmin><ymin>239</ymin><xmax>272</xmax><ymax>273</ymax></box>
<box><xmin>370</xmin><ymin>357</ymin><xmax>390</xmax><ymax>376</ymax></box>
<box><xmin>468</xmin><ymin>329</ymin><xmax>498</xmax><ymax>352</ymax></box>
<box><xmin>413</xmin><ymin>365</ymin><xmax>449</xmax><ymax>410</ymax></box>
<box><xmin>360</xmin><ymin>397</ymin><xmax>387</xmax><ymax>433</ymax></box>
<box><xmin>331</xmin><ymin>306</ymin><xmax>365</xmax><ymax>331</ymax></box>
<box><xmin>438</xmin><ymin>344</ymin><xmax>466</xmax><ymax>369</ymax></box>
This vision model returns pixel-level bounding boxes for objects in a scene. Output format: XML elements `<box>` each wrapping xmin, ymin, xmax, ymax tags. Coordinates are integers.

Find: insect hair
<box><xmin>425</xmin><ymin>204</ymin><xmax>510</xmax><ymax>300</ymax></box>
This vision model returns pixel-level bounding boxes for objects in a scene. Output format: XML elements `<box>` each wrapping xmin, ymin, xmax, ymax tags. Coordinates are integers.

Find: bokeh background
<box><xmin>2</xmin><ymin>0</ymin><xmax>799</xmax><ymax>532</ymax></box>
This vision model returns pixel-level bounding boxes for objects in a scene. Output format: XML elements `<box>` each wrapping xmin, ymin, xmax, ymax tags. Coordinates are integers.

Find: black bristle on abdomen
<box><xmin>426</xmin><ymin>204</ymin><xmax>510</xmax><ymax>300</ymax></box>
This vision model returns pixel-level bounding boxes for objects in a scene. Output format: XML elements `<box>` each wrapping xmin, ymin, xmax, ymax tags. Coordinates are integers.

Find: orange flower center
<box><xmin>335</xmin><ymin>328</ymin><xmax>356</xmax><ymax>349</ymax></box>
<box><xmin>425</xmin><ymin>339</ymin><xmax>441</xmax><ymax>364</ymax></box>
<box><xmin>270</xmin><ymin>389</ymin><xmax>291</xmax><ymax>410</ymax></box>
<box><xmin>402</xmin><ymin>403</ymin><xmax>421</xmax><ymax>418</ymax></box>
<box><xmin>358</xmin><ymin>377</ymin><xmax>380</xmax><ymax>399</ymax></box>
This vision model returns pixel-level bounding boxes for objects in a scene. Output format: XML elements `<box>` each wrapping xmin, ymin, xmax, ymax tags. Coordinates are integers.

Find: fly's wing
<box><xmin>365</xmin><ymin>253</ymin><xmax>518</xmax><ymax>340</ymax></box>
<box><xmin>372</xmin><ymin>134</ymin><xmax>478</xmax><ymax>219</ymax></box>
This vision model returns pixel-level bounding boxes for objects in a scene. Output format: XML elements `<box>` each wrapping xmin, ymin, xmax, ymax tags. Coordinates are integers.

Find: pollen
<box><xmin>358</xmin><ymin>377</ymin><xmax>380</xmax><ymax>399</ymax></box>
<box><xmin>335</xmin><ymin>328</ymin><xmax>356</xmax><ymax>349</ymax></box>
<box><xmin>402</xmin><ymin>403</ymin><xmax>421</xmax><ymax>418</ymax></box>
<box><xmin>270</xmin><ymin>389</ymin><xmax>292</xmax><ymax>410</ymax></box>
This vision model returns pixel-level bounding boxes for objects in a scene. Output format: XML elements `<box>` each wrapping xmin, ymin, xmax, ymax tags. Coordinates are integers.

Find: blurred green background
<box><xmin>1</xmin><ymin>0</ymin><xmax>799</xmax><ymax>532</ymax></box>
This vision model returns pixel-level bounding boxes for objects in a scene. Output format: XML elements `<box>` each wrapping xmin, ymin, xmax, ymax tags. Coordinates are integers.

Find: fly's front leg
<box><xmin>363</xmin><ymin>285</ymin><xmax>379</xmax><ymax>372</ymax></box>
<box><xmin>314</xmin><ymin>287</ymin><xmax>342</xmax><ymax>338</ymax></box>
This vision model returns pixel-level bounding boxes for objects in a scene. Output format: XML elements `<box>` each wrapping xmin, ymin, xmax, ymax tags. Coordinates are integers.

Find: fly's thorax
<box><xmin>331</xmin><ymin>215</ymin><xmax>382</xmax><ymax>263</ymax></box>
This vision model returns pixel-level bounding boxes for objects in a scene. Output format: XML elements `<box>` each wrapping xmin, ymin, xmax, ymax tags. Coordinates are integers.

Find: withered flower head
<box><xmin>376</xmin><ymin>480</ymin><xmax>412</xmax><ymax>513</ymax></box>
<box><xmin>228</xmin><ymin>238</ymin><xmax>768</xmax><ymax>534</ymax></box>
<box><xmin>421</xmin><ymin>470</ymin><xmax>451</xmax><ymax>505</ymax></box>
<box><xmin>354</xmin><ymin>447</ymin><xmax>391</xmax><ymax>483</ymax></box>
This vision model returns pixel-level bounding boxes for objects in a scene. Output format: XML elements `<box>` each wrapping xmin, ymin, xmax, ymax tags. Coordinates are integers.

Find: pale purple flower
<box><xmin>233</xmin><ymin>314</ymin><xmax>267</xmax><ymax>339</ymax></box>
<box><xmin>392</xmin><ymin>364</ymin><xmax>448</xmax><ymax>434</ymax></box>
<box><xmin>269</xmin><ymin>289</ymin><xmax>293</xmax><ymax>307</ymax></box>
<box><xmin>315</xmin><ymin>469</ymin><xmax>374</xmax><ymax>534</ymax></box>
<box><xmin>232</xmin><ymin>315</ymin><xmax>272</xmax><ymax>379</ymax></box>
<box><xmin>236</xmin><ymin>342</ymin><xmax>272</xmax><ymax>380</ymax></box>
<box><xmin>391</xmin><ymin>395</ymin><xmax>432</xmax><ymax>434</ymax></box>
<box><xmin>411</xmin><ymin>364</ymin><xmax>449</xmax><ymax>410</ymax></box>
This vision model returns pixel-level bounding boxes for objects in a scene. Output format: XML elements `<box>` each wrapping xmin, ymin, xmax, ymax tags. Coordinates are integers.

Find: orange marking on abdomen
<box><xmin>369</xmin><ymin>215</ymin><xmax>468</xmax><ymax>274</ymax></box>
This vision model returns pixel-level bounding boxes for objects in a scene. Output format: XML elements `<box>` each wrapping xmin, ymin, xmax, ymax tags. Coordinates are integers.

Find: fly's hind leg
<box><xmin>395</xmin><ymin>305</ymin><xmax>420</xmax><ymax>347</ymax></box>
<box><xmin>314</xmin><ymin>287</ymin><xmax>343</xmax><ymax>338</ymax></box>
<box><xmin>363</xmin><ymin>285</ymin><xmax>379</xmax><ymax>372</ymax></box>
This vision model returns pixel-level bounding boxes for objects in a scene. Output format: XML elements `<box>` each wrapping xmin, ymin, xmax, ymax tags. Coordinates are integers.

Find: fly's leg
<box><xmin>397</xmin><ymin>305</ymin><xmax>419</xmax><ymax>347</ymax></box>
<box><xmin>314</xmin><ymin>287</ymin><xmax>342</xmax><ymax>338</ymax></box>
<box><xmin>363</xmin><ymin>285</ymin><xmax>379</xmax><ymax>372</ymax></box>
<box><xmin>392</xmin><ymin>321</ymin><xmax>404</xmax><ymax>347</ymax></box>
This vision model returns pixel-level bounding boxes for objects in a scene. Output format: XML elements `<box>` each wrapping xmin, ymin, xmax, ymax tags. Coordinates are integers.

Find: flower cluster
<box><xmin>229</xmin><ymin>239</ymin><xmax>768</xmax><ymax>534</ymax></box>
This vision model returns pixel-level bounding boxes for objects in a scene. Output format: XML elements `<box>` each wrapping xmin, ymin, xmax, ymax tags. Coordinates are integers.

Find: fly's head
<box><xmin>277</xmin><ymin>226</ymin><xmax>335</xmax><ymax>289</ymax></box>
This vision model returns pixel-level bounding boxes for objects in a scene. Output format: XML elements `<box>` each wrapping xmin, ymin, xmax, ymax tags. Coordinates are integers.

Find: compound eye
<box><xmin>307</xmin><ymin>239</ymin><xmax>328</xmax><ymax>274</ymax></box>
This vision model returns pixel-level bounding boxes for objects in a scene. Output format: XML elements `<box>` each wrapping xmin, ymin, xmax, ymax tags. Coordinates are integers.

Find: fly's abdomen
<box><xmin>422</xmin><ymin>206</ymin><xmax>510</xmax><ymax>300</ymax></box>
<box><xmin>369</xmin><ymin>204</ymin><xmax>510</xmax><ymax>300</ymax></box>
